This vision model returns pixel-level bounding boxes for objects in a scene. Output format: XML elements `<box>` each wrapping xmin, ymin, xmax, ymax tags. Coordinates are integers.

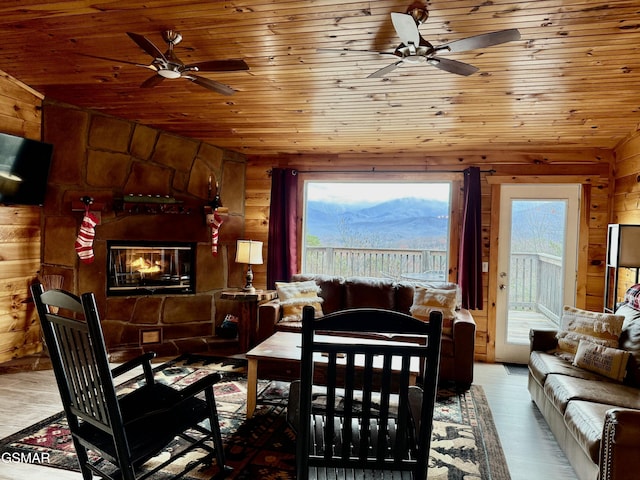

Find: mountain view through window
<box><xmin>302</xmin><ymin>182</ymin><xmax>451</xmax><ymax>280</ymax></box>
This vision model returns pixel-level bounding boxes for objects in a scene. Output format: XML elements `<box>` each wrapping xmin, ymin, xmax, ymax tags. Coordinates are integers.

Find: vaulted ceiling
<box><xmin>2</xmin><ymin>1</ymin><xmax>639</xmax><ymax>156</ymax></box>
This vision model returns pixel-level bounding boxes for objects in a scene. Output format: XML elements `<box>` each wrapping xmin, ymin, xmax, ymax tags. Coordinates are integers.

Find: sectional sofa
<box><xmin>257</xmin><ymin>273</ymin><xmax>476</xmax><ymax>389</ymax></box>
<box><xmin>528</xmin><ymin>295</ymin><xmax>640</xmax><ymax>480</ymax></box>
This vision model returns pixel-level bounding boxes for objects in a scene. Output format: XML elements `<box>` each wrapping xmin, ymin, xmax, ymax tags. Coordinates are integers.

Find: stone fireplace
<box><xmin>38</xmin><ymin>100</ymin><xmax>250</xmax><ymax>360</ymax></box>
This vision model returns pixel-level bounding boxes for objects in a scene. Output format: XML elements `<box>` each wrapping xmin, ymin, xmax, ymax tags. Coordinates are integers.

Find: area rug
<box><xmin>504</xmin><ymin>363</ymin><xmax>529</xmax><ymax>376</ymax></box>
<box><xmin>0</xmin><ymin>357</ymin><xmax>510</xmax><ymax>480</ymax></box>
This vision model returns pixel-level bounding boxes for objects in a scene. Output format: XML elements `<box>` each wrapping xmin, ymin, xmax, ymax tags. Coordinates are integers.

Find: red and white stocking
<box><xmin>75</xmin><ymin>208</ymin><xmax>98</xmax><ymax>264</ymax></box>
<box><xmin>208</xmin><ymin>210</ymin><xmax>224</xmax><ymax>256</ymax></box>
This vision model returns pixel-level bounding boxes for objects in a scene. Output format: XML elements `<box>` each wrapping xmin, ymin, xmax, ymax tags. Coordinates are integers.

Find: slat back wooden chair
<box><xmin>294</xmin><ymin>305</ymin><xmax>442</xmax><ymax>480</ymax></box>
<box><xmin>30</xmin><ymin>283</ymin><xmax>231</xmax><ymax>480</ymax></box>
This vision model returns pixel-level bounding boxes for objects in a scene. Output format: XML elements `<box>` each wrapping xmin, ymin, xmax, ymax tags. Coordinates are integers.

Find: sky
<box><xmin>306</xmin><ymin>182</ymin><xmax>451</xmax><ymax>204</ymax></box>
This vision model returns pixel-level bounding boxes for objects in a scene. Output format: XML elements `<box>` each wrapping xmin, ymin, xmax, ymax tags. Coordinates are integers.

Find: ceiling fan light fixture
<box><xmin>157</xmin><ymin>69</ymin><xmax>182</xmax><ymax>79</ymax></box>
<box><xmin>405</xmin><ymin>55</ymin><xmax>426</xmax><ymax>65</ymax></box>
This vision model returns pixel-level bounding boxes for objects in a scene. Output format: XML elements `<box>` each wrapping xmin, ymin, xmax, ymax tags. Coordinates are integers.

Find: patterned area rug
<box><xmin>0</xmin><ymin>356</ymin><xmax>510</xmax><ymax>480</ymax></box>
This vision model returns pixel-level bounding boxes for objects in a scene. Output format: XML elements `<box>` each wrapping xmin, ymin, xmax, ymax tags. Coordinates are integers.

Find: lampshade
<box><xmin>235</xmin><ymin>240</ymin><xmax>263</xmax><ymax>265</ymax></box>
<box><xmin>607</xmin><ymin>224</ymin><xmax>640</xmax><ymax>267</ymax></box>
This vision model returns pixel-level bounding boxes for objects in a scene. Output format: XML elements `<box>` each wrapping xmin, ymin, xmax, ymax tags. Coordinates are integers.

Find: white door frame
<box><xmin>495</xmin><ymin>184</ymin><xmax>580</xmax><ymax>364</ymax></box>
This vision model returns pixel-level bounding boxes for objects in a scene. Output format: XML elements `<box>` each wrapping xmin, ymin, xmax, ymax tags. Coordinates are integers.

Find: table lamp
<box><xmin>235</xmin><ymin>240</ymin><xmax>263</xmax><ymax>293</ymax></box>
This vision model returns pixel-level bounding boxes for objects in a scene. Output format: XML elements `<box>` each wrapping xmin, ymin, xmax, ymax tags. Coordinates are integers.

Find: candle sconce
<box><xmin>204</xmin><ymin>173</ymin><xmax>228</xmax><ymax>225</ymax></box>
<box><xmin>204</xmin><ymin>173</ymin><xmax>228</xmax><ymax>256</ymax></box>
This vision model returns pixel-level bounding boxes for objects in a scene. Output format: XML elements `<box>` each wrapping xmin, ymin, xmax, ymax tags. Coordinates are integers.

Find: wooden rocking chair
<box><xmin>31</xmin><ymin>283</ymin><xmax>231</xmax><ymax>480</ymax></box>
<box><xmin>292</xmin><ymin>305</ymin><xmax>442</xmax><ymax>480</ymax></box>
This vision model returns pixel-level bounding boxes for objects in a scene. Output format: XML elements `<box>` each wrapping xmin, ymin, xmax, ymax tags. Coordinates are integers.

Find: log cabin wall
<box><xmin>611</xmin><ymin>129</ymin><xmax>640</xmax><ymax>302</ymax></box>
<box><xmin>0</xmin><ymin>71</ymin><xmax>44</xmax><ymax>363</ymax></box>
<box><xmin>246</xmin><ymin>151</ymin><xmax>613</xmax><ymax>362</ymax></box>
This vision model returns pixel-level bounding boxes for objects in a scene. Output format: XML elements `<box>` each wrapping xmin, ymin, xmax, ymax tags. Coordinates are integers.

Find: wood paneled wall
<box><xmin>246</xmin><ymin>150</ymin><xmax>613</xmax><ymax>362</ymax></box>
<box><xmin>0</xmin><ymin>70</ymin><xmax>44</xmax><ymax>363</ymax></box>
<box><xmin>612</xmin><ymin>129</ymin><xmax>640</xmax><ymax>300</ymax></box>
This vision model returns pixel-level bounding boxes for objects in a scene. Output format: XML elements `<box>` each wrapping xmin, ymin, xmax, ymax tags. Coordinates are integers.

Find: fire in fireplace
<box><xmin>107</xmin><ymin>241</ymin><xmax>195</xmax><ymax>296</ymax></box>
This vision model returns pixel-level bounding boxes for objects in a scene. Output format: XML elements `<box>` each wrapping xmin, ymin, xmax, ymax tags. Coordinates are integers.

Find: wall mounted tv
<box><xmin>0</xmin><ymin>132</ymin><xmax>53</xmax><ymax>206</ymax></box>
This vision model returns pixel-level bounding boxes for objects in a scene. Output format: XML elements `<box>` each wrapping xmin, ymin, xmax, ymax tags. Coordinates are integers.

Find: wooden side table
<box><xmin>220</xmin><ymin>289</ymin><xmax>277</xmax><ymax>352</ymax></box>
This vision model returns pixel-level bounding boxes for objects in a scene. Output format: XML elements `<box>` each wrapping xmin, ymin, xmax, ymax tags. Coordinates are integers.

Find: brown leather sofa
<box><xmin>257</xmin><ymin>274</ymin><xmax>476</xmax><ymax>389</ymax></box>
<box><xmin>528</xmin><ymin>300</ymin><xmax>640</xmax><ymax>480</ymax></box>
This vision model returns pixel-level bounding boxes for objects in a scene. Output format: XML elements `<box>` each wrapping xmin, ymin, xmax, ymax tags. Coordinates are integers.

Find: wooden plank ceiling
<box><xmin>0</xmin><ymin>0</ymin><xmax>639</xmax><ymax>156</ymax></box>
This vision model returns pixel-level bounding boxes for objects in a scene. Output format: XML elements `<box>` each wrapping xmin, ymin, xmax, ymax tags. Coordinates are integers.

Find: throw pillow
<box><xmin>410</xmin><ymin>286</ymin><xmax>457</xmax><ymax>335</ymax></box>
<box><xmin>573</xmin><ymin>339</ymin><xmax>631</xmax><ymax>382</ymax></box>
<box><xmin>623</xmin><ymin>284</ymin><xmax>640</xmax><ymax>311</ymax></box>
<box><xmin>276</xmin><ymin>280</ymin><xmax>324</xmax><ymax>322</ymax></box>
<box><xmin>616</xmin><ymin>303</ymin><xmax>640</xmax><ymax>387</ymax></box>
<box><xmin>556</xmin><ymin>306</ymin><xmax>624</xmax><ymax>360</ymax></box>
<box><xmin>417</xmin><ymin>282</ymin><xmax>462</xmax><ymax>310</ymax></box>
<box><xmin>292</xmin><ymin>274</ymin><xmax>344</xmax><ymax>314</ymax></box>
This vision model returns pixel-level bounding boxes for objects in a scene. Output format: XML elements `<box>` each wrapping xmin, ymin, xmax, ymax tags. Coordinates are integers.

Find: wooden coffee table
<box><xmin>245</xmin><ymin>331</ymin><xmax>421</xmax><ymax>418</ymax></box>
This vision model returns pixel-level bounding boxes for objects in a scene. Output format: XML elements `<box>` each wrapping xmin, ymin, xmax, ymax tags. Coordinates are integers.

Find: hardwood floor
<box><xmin>474</xmin><ymin>362</ymin><xmax>578</xmax><ymax>480</ymax></box>
<box><xmin>0</xmin><ymin>361</ymin><xmax>577</xmax><ymax>480</ymax></box>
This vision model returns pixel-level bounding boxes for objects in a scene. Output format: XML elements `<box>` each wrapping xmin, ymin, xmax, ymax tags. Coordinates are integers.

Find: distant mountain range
<box><xmin>305</xmin><ymin>198</ymin><xmax>450</xmax><ymax>249</ymax></box>
<box><xmin>305</xmin><ymin>197</ymin><xmax>566</xmax><ymax>253</ymax></box>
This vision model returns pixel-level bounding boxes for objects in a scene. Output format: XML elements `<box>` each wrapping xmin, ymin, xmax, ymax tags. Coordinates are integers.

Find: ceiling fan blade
<box><xmin>438</xmin><ymin>28</ymin><xmax>521</xmax><ymax>54</ymax></box>
<box><xmin>184</xmin><ymin>74</ymin><xmax>235</xmax><ymax>95</ymax></box>
<box><xmin>140</xmin><ymin>74</ymin><xmax>165</xmax><ymax>88</ymax></box>
<box><xmin>427</xmin><ymin>57</ymin><xmax>479</xmax><ymax>76</ymax></box>
<box><xmin>391</xmin><ymin>12</ymin><xmax>420</xmax><ymax>47</ymax></box>
<box><xmin>75</xmin><ymin>52</ymin><xmax>144</xmax><ymax>66</ymax></box>
<box><xmin>185</xmin><ymin>59</ymin><xmax>249</xmax><ymax>72</ymax></box>
<box><xmin>317</xmin><ymin>48</ymin><xmax>397</xmax><ymax>57</ymax></box>
<box><xmin>138</xmin><ymin>64</ymin><xmax>159</xmax><ymax>72</ymax></box>
<box><xmin>126</xmin><ymin>32</ymin><xmax>166</xmax><ymax>60</ymax></box>
<box><xmin>367</xmin><ymin>60</ymin><xmax>404</xmax><ymax>78</ymax></box>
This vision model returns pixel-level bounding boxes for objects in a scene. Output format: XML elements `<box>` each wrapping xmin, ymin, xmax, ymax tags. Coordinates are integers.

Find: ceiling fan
<box><xmin>319</xmin><ymin>6</ymin><xmax>520</xmax><ymax>78</ymax></box>
<box><xmin>125</xmin><ymin>30</ymin><xmax>249</xmax><ymax>95</ymax></box>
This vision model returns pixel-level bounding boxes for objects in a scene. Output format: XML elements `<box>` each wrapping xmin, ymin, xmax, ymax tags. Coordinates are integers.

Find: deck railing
<box><xmin>509</xmin><ymin>252</ymin><xmax>563</xmax><ymax>323</ymax></box>
<box><xmin>303</xmin><ymin>247</ymin><xmax>448</xmax><ymax>281</ymax></box>
<box><xmin>303</xmin><ymin>247</ymin><xmax>563</xmax><ymax>322</ymax></box>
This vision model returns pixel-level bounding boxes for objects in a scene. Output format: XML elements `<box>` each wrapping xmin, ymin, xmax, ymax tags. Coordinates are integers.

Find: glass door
<box><xmin>495</xmin><ymin>184</ymin><xmax>580</xmax><ymax>363</ymax></box>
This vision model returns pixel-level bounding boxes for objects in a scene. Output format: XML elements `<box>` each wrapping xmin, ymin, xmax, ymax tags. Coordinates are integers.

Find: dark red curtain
<box><xmin>267</xmin><ymin>168</ymin><xmax>298</xmax><ymax>289</ymax></box>
<box><xmin>458</xmin><ymin>167</ymin><xmax>483</xmax><ymax>310</ymax></box>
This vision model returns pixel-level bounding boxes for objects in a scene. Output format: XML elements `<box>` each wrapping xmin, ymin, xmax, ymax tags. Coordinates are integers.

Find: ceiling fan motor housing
<box><xmin>157</xmin><ymin>30</ymin><xmax>190</xmax><ymax>78</ymax></box>
<box><xmin>407</xmin><ymin>7</ymin><xmax>429</xmax><ymax>24</ymax></box>
<box><xmin>162</xmin><ymin>30</ymin><xmax>183</xmax><ymax>46</ymax></box>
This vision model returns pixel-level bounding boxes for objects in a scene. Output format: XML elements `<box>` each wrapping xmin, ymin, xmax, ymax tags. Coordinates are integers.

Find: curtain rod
<box><xmin>268</xmin><ymin>167</ymin><xmax>496</xmax><ymax>176</ymax></box>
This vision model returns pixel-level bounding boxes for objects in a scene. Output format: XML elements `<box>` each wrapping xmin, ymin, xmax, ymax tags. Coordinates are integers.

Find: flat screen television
<box><xmin>0</xmin><ymin>132</ymin><xmax>53</xmax><ymax>206</ymax></box>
